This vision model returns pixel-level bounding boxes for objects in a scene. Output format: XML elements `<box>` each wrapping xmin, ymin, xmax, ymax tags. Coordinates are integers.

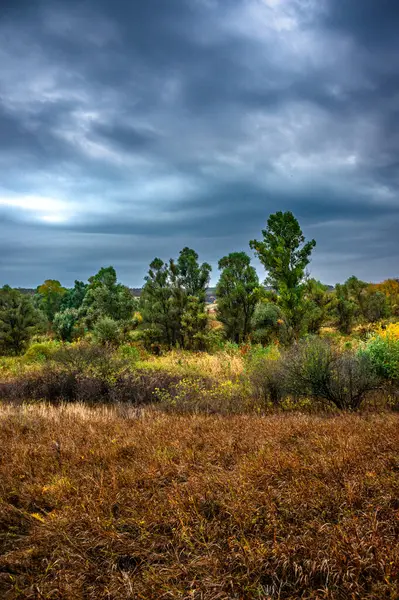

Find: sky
<box><xmin>1</xmin><ymin>0</ymin><xmax>399</xmax><ymax>288</ymax></box>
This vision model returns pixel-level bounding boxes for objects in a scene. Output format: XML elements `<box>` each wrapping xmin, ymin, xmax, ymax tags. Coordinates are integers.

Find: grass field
<box><xmin>1</xmin><ymin>403</ymin><xmax>398</xmax><ymax>599</ymax></box>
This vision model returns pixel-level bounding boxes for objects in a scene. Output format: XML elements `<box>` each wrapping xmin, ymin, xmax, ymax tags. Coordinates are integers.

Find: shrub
<box><xmin>361</xmin><ymin>333</ymin><xmax>399</xmax><ymax>382</ymax></box>
<box><xmin>283</xmin><ymin>338</ymin><xmax>380</xmax><ymax>410</ymax></box>
<box><xmin>24</xmin><ymin>341</ymin><xmax>61</xmax><ymax>363</ymax></box>
<box><xmin>153</xmin><ymin>376</ymin><xmax>248</xmax><ymax>414</ymax></box>
<box><xmin>251</xmin><ymin>302</ymin><xmax>288</xmax><ymax>346</ymax></box>
<box><xmin>53</xmin><ymin>308</ymin><xmax>80</xmax><ymax>342</ymax></box>
<box><xmin>93</xmin><ymin>317</ymin><xmax>121</xmax><ymax>346</ymax></box>
<box><xmin>118</xmin><ymin>344</ymin><xmax>141</xmax><ymax>362</ymax></box>
<box><xmin>50</xmin><ymin>343</ymin><xmax>126</xmax><ymax>381</ymax></box>
<box><xmin>245</xmin><ymin>344</ymin><xmax>285</xmax><ymax>406</ymax></box>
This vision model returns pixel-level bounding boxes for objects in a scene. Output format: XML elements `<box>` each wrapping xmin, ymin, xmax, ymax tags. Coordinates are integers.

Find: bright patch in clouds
<box><xmin>0</xmin><ymin>195</ymin><xmax>72</xmax><ymax>224</ymax></box>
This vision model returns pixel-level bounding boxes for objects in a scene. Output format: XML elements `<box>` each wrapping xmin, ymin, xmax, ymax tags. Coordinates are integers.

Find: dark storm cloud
<box><xmin>0</xmin><ymin>0</ymin><xmax>399</xmax><ymax>287</ymax></box>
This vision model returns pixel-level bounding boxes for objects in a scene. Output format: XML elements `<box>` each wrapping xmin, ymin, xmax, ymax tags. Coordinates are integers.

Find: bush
<box><xmin>251</xmin><ymin>302</ymin><xmax>288</xmax><ymax>346</ymax></box>
<box><xmin>0</xmin><ymin>361</ymin><xmax>183</xmax><ymax>406</ymax></box>
<box><xmin>153</xmin><ymin>376</ymin><xmax>249</xmax><ymax>414</ymax></box>
<box><xmin>93</xmin><ymin>317</ymin><xmax>121</xmax><ymax>346</ymax></box>
<box><xmin>50</xmin><ymin>343</ymin><xmax>126</xmax><ymax>381</ymax></box>
<box><xmin>118</xmin><ymin>344</ymin><xmax>141</xmax><ymax>362</ymax></box>
<box><xmin>283</xmin><ymin>338</ymin><xmax>380</xmax><ymax>410</ymax></box>
<box><xmin>245</xmin><ymin>344</ymin><xmax>284</xmax><ymax>406</ymax></box>
<box><xmin>361</xmin><ymin>333</ymin><xmax>399</xmax><ymax>382</ymax></box>
<box><xmin>24</xmin><ymin>341</ymin><xmax>61</xmax><ymax>363</ymax></box>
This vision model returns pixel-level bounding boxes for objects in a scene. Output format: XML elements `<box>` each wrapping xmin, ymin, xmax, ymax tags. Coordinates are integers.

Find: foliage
<box><xmin>0</xmin><ymin>286</ymin><xmax>42</xmax><ymax>355</ymax></box>
<box><xmin>35</xmin><ymin>279</ymin><xmax>67</xmax><ymax>323</ymax></box>
<box><xmin>140</xmin><ymin>248</ymin><xmax>211</xmax><ymax>349</ymax></box>
<box><xmin>80</xmin><ymin>266</ymin><xmax>137</xmax><ymax>329</ymax></box>
<box><xmin>303</xmin><ymin>278</ymin><xmax>334</xmax><ymax>334</ymax></box>
<box><xmin>60</xmin><ymin>280</ymin><xmax>88</xmax><ymax>311</ymax></box>
<box><xmin>216</xmin><ymin>252</ymin><xmax>260</xmax><ymax>343</ymax></box>
<box><xmin>251</xmin><ymin>301</ymin><xmax>288</xmax><ymax>345</ymax></box>
<box><xmin>53</xmin><ymin>308</ymin><xmax>80</xmax><ymax>342</ymax></box>
<box><xmin>334</xmin><ymin>282</ymin><xmax>358</xmax><ymax>334</ymax></box>
<box><xmin>283</xmin><ymin>338</ymin><xmax>380</xmax><ymax>410</ymax></box>
<box><xmin>334</xmin><ymin>277</ymin><xmax>389</xmax><ymax>333</ymax></box>
<box><xmin>24</xmin><ymin>340</ymin><xmax>61</xmax><ymax>363</ymax></box>
<box><xmin>93</xmin><ymin>316</ymin><xmax>121</xmax><ymax>346</ymax></box>
<box><xmin>371</xmin><ymin>279</ymin><xmax>399</xmax><ymax>316</ymax></box>
<box><xmin>361</xmin><ymin>328</ymin><xmax>399</xmax><ymax>381</ymax></box>
<box><xmin>250</xmin><ymin>211</ymin><xmax>316</xmax><ymax>338</ymax></box>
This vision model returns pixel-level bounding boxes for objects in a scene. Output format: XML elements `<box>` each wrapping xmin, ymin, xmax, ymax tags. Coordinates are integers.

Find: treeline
<box><xmin>1</xmin><ymin>211</ymin><xmax>399</xmax><ymax>355</ymax></box>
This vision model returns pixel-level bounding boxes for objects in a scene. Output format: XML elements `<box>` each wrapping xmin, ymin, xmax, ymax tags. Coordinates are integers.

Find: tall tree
<box><xmin>303</xmin><ymin>278</ymin><xmax>334</xmax><ymax>334</ymax></box>
<box><xmin>0</xmin><ymin>286</ymin><xmax>41</xmax><ymax>355</ymax></box>
<box><xmin>250</xmin><ymin>211</ymin><xmax>316</xmax><ymax>337</ymax></box>
<box><xmin>60</xmin><ymin>280</ymin><xmax>88</xmax><ymax>311</ymax></box>
<box><xmin>81</xmin><ymin>266</ymin><xmax>137</xmax><ymax>329</ymax></box>
<box><xmin>35</xmin><ymin>279</ymin><xmax>67</xmax><ymax>323</ymax></box>
<box><xmin>140</xmin><ymin>248</ymin><xmax>212</xmax><ymax>349</ymax></box>
<box><xmin>140</xmin><ymin>258</ymin><xmax>175</xmax><ymax>347</ymax></box>
<box><xmin>216</xmin><ymin>252</ymin><xmax>260</xmax><ymax>343</ymax></box>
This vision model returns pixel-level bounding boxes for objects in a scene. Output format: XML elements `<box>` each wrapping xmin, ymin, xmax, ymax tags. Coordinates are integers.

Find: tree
<box><xmin>35</xmin><ymin>279</ymin><xmax>67</xmax><ymax>323</ymax></box>
<box><xmin>60</xmin><ymin>280</ymin><xmax>87</xmax><ymax>311</ymax></box>
<box><xmin>250</xmin><ymin>211</ymin><xmax>316</xmax><ymax>337</ymax></box>
<box><xmin>371</xmin><ymin>279</ymin><xmax>399</xmax><ymax>316</ymax></box>
<box><xmin>334</xmin><ymin>282</ymin><xmax>357</xmax><ymax>334</ymax></box>
<box><xmin>0</xmin><ymin>286</ymin><xmax>41</xmax><ymax>355</ymax></box>
<box><xmin>140</xmin><ymin>258</ymin><xmax>175</xmax><ymax>347</ymax></box>
<box><xmin>93</xmin><ymin>316</ymin><xmax>121</xmax><ymax>346</ymax></box>
<box><xmin>53</xmin><ymin>308</ymin><xmax>80</xmax><ymax>342</ymax></box>
<box><xmin>303</xmin><ymin>279</ymin><xmax>334</xmax><ymax>334</ymax></box>
<box><xmin>80</xmin><ymin>266</ymin><xmax>137</xmax><ymax>329</ymax></box>
<box><xmin>140</xmin><ymin>248</ymin><xmax>212</xmax><ymax>349</ymax></box>
<box><xmin>181</xmin><ymin>296</ymin><xmax>210</xmax><ymax>351</ymax></box>
<box><xmin>216</xmin><ymin>252</ymin><xmax>260</xmax><ymax>343</ymax></box>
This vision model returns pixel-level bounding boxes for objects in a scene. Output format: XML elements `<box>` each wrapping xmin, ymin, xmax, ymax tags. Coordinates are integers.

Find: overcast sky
<box><xmin>1</xmin><ymin>0</ymin><xmax>398</xmax><ymax>288</ymax></box>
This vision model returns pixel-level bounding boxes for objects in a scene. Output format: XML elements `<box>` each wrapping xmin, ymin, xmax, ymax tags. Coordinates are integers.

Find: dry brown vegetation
<box><xmin>0</xmin><ymin>404</ymin><xmax>398</xmax><ymax>599</ymax></box>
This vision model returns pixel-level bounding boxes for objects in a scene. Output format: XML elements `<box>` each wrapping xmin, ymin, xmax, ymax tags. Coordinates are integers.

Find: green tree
<box><xmin>53</xmin><ymin>308</ymin><xmax>80</xmax><ymax>342</ymax></box>
<box><xmin>303</xmin><ymin>279</ymin><xmax>334</xmax><ymax>334</ymax></box>
<box><xmin>140</xmin><ymin>249</ymin><xmax>212</xmax><ymax>349</ymax></box>
<box><xmin>181</xmin><ymin>296</ymin><xmax>210</xmax><ymax>351</ymax></box>
<box><xmin>140</xmin><ymin>258</ymin><xmax>175</xmax><ymax>347</ymax></box>
<box><xmin>35</xmin><ymin>279</ymin><xmax>67</xmax><ymax>323</ymax></box>
<box><xmin>216</xmin><ymin>252</ymin><xmax>260</xmax><ymax>343</ymax></box>
<box><xmin>81</xmin><ymin>267</ymin><xmax>137</xmax><ymax>330</ymax></box>
<box><xmin>169</xmin><ymin>247</ymin><xmax>211</xmax><ymax>347</ymax></box>
<box><xmin>334</xmin><ymin>282</ymin><xmax>357</xmax><ymax>334</ymax></box>
<box><xmin>0</xmin><ymin>286</ymin><xmax>41</xmax><ymax>355</ymax></box>
<box><xmin>250</xmin><ymin>211</ymin><xmax>316</xmax><ymax>338</ymax></box>
<box><xmin>60</xmin><ymin>280</ymin><xmax>87</xmax><ymax>311</ymax></box>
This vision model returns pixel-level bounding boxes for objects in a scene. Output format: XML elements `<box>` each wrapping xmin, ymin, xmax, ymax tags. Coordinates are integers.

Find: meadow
<box><xmin>1</xmin><ymin>404</ymin><xmax>398</xmax><ymax>599</ymax></box>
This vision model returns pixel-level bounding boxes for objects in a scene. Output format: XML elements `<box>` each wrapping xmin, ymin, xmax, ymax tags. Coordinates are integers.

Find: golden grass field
<box><xmin>1</xmin><ymin>403</ymin><xmax>398</xmax><ymax>599</ymax></box>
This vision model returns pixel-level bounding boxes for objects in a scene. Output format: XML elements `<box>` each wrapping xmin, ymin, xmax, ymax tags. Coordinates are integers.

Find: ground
<box><xmin>0</xmin><ymin>404</ymin><xmax>398</xmax><ymax>599</ymax></box>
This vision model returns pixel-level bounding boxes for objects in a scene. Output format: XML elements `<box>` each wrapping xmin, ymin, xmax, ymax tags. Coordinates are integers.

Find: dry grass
<box><xmin>0</xmin><ymin>404</ymin><xmax>398</xmax><ymax>599</ymax></box>
<box><xmin>139</xmin><ymin>350</ymin><xmax>245</xmax><ymax>381</ymax></box>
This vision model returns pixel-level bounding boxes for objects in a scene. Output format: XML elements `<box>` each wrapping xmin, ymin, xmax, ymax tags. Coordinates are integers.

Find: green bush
<box><xmin>283</xmin><ymin>338</ymin><xmax>380</xmax><ymax>410</ymax></box>
<box><xmin>118</xmin><ymin>344</ymin><xmax>141</xmax><ymax>362</ymax></box>
<box><xmin>24</xmin><ymin>341</ymin><xmax>61</xmax><ymax>363</ymax></box>
<box><xmin>93</xmin><ymin>317</ymin><xmax>121</xmax><ymax>346</ymax></box>
<box><xmin>361</xmin><ymin>335</ymin><xmax>399</xmax><ymax>382</ymax></box>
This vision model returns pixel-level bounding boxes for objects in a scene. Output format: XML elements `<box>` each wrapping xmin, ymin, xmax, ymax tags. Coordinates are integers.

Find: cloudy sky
<box><xmin>1</xmin><ymin>0</ymin><xmax>398</xmax><ymax>287</ymax></box>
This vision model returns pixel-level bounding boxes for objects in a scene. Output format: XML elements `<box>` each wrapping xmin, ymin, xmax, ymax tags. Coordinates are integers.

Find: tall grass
<box><xmin>0</xmin><ymin>404</ymin><xmax>398</xmax><ymax>599</ymax></box>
